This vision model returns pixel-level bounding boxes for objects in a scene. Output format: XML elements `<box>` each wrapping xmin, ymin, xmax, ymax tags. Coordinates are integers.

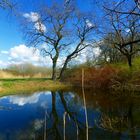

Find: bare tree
<box><xmin>22</xmin><ymin>1</ymin><xmax>95</xmax><ymax>80</ymax></box>
<box><xmin>97</xmin><ymin>43</ymin><xmax>124</xmax><ymax>64</ymax></box>
<box><xmin>0</xmin><ymin>0</ymin><xmax>14</xmax><ymax>9</ymax></box>
<box><xmin>103</xmin><ymin>0</ymin><xmax>140</xmax><ymax>16</ymax></box>
<box><xmin>102</xmin><ymin>9</ymin><xmax>140</xmax><ymax>67</ymax></box>
<box><xmin>58</xmin><ymin>17</ymin><xmax>95</xmax><ymax>78</ymax></box>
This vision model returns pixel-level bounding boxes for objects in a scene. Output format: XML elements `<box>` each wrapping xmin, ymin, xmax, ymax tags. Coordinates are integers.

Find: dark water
<box><xmin>0</xmin><ymin>89</ymin><xmax>140</xmax><ymax>140</ymax></box>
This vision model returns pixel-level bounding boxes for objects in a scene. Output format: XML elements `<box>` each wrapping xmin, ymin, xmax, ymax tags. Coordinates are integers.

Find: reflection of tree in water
<box><xmin>2</xmin><ymin>90</ymin><xmax>140</xmax><ymax>140</ymax></box>
<box><xmin>45</xmin><ymin>91</ymin><xmax>86</xmax><ymax>140</ymax></box>
<box><xmin>29</xmin><ymin>90</ymin><xmax>140</xmax><ymax>140</ymax></box>
<box><xmin>48</xmin><ymin>91</ymin><xmax>61</xmax><ymax>140</ymax></box>
<box><xmin>96</xmin><ymin>98</ymin><xmax>139</xmax><ymax>139</ymax></box>
<box><xmin>12</xmin><ymin>91</ymin><xmax>87</xmax><ymax>140</ymax></box>
<box><xmin>59</xmin><ymin>91</ymin><xmax>87</xmax><ymax>140</ymax></box>
<box><xmin>75</xmin><ymin>88</ymin><xmax>140</xmax><ymax>140</ymax></box>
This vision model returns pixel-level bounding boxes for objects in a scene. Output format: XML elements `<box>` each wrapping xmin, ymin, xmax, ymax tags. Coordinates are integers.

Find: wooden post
<box><xmin>82</xmin><ymin>68</ymin><xmax>88</xmax><ymax>140</ymax></box>
<box><xmin>63</xmin><ymin>112</ymin><xmax>67</xmax><ymax>140</ymax></box>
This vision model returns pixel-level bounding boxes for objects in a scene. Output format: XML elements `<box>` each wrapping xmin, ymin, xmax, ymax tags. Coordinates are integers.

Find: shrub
<box><xmin>62</xmin><ymin>65</ymin><xmax>119</xmax><ymax>89</ymax></box>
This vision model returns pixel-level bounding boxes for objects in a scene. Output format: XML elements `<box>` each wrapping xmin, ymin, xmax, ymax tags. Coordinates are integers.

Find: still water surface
<box><xmin>0</xmin><ymin>89</ymin><xmax>139</xmax><ymax>140</ymax></box>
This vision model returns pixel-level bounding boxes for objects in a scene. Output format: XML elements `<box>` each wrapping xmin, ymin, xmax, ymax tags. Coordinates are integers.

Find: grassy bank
<box><xmin>1</xmin><ymin>57</ymin><xmax>140</xmax><ymax>95</ymax></box>
<box><xmin>0</xmin><ymin>78</ymin><xmax>71</xmax><ymax>96</ymax></box>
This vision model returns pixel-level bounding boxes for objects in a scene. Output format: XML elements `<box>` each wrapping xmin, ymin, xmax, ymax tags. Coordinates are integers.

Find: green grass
<box><xmin>1</xmin><ymin>56</ymin><xmax>140</xmax><ymax>95</ymax></box>
<box><xmin>0</xmin><ymin>77</ymin><xmax>50</xmax><ymax>82</ymax></box>
<box><xmin>111</xmin><ymin>56</ymin><xmax>140</xmax><ymax>70</ymax></box>
<box><xmin>0</xmin><ymin>78</ymin><xmax>71</xmax><ymax>97</ymax></box>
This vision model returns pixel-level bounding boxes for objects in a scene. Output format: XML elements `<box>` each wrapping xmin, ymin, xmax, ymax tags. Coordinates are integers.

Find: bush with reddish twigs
<box><xmin>62</xmin><ymin>65</ymin><xmax>120</xmax><ymax>89</ymax></box>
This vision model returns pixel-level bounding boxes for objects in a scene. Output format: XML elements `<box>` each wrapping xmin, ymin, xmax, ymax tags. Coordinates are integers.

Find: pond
<box><xmin>0</xmin><ymin>89</ymin><xmax>140</xmax><ymax>140</ymax></box>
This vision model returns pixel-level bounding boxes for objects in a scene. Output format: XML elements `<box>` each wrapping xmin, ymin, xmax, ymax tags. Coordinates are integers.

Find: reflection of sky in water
<box><xmin>0</xmin><ymin>92</ymin><xmax>51</xmax><ymax>133</ymax></box>
<box><xmin>1</xmin><ymin>91</ymin><xmax>51</xmax><ymax>106</ymax></box>
<box><xmin>0</xmin><ymin>91</ymin><xmax>139</xmax><ymax>140</ymax></box>
<box><xmin>0</xmin><ymin>91</ymin><xmax>98</xmax><ymax>140</ymax></box>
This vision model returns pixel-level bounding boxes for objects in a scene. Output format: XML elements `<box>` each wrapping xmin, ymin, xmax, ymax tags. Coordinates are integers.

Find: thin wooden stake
<box><xmin>63</xmin><ymin>112</ymin><xmax>67</xmax><ymax>140</ymax></box>
<box><xmin>82</xmin><ymin>68</ymin><xmax>89</xmax><ymax>140</ymax></box>
<box><xmin>76</xmin><ymin>121</ymin><xmax>79</xmax><ymax>140</ymax></box>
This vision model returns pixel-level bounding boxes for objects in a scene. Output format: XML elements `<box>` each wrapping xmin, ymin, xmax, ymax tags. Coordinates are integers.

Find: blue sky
<box><xmin>0</xmin><ymin>0</ymin><xmax>93</xmax><ymax>47</ymax></box>
<box><xmin>0</xmin><ymin>0</ymin><xmax>97</xmax><ymax>68</ymax></box>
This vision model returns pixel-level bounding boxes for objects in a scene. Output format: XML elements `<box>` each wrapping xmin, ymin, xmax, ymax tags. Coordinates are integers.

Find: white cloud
<box><xmin>34</xmin><ymin>22</ymin><xmax>46</xmax><ymax>33</ymax></box>
<box><xmin>9</xmin><ymin>93</ymin><xmax>41</xmax><ymax>106</ymax></box>
<box><xmin>23</xmin><ymin>12</ymin><xmax>47</xmax><ymax>33</ymax></box>
<box><xmin>0</xmin><ymin>60</ymin><xmax>9</xmax><ymax>68</ymax></box>
<box><xmin>0</xmin><ymin>51</ymin><xmax>9</xmax><ymax>55</ymax></box>
<box><xmin>86</xmin><ymin>19</ymin><xmax>94</xmax><ymax>28</ymax></box>
<box><xmin>73</xmin><ymin>46</ymin><xmax>101</xmax><ymax>64</ymax></box>
<box><xmin>23</xmin><ymin>12</ymin><xmax>40</xmax><ymax>22</ymax></box>
<box><xmin>7</xmin><ymin>91</ymin><xmax>51</xmax><ymax>106</ymax></box>
<box><xmin>0</xmin><ymin>44</ymin><xmax>53</xmax><ymax>68</ymax></box>
<box><xmin>9</xmin><ymin>44</ymin><xmax>41</xmax><ymax>63</ymax></box>
<box><xmin>0</xmin><ymin>41</ymin><xmax>101</xmax><ymax>69</ymax></box>
<box><xmin>0</xmin><ymin>60</ymin><xmax>5</xmax><ymax>66</ymax></box>
<box><xmin>57</xmin><ymin>56</ymin><xmax>65</xmax><ymax>67</ymax></box>
<box><xmin>0</xmin><ymin>60</ymin><xmax>2</xmax><ymax>64</ymax></box>
<box><xmin>125</xmin><ymin>28</ymin><xmax>130</xmax><ymax>33</ymax></box>
<box><xmin>93</xmin><ymin>47</ymin><xmax>101</xmax><ymax>57</ymax></box>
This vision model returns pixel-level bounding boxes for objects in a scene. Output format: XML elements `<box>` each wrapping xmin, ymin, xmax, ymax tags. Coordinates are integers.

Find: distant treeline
<box><xmin>3</xmin><ymin>63</ymin><xmax>52</xmax><ymax>78</ymax></box>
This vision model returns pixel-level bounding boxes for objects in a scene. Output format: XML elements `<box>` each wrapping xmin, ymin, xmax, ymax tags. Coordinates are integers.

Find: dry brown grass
<box><xmin>0</xmin><ymin>70</ymin><xmax>49</xmax><ymax>79</ymax></box>
<box><xmin>0</xmin><ymin>70</ymin><xmax>19</xmax><ymax>78</ymax></box>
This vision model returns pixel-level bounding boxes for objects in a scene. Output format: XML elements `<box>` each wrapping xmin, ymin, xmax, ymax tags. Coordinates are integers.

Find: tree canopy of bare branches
<box><xmin>97</xmin><ymin>0</ymin><xmax>140</xmax><ymax>67</ymax></box>
<box><xmin>103</xmin><ymin>0</ymin><xmax>140</xmax><ymax>16</ymax></box>
<box><xmin>22</xmin><ymin>0</ymin><xmax>96</xmax><ymax>80</ymax></box>
<box><xmin>0</xmin><ymin>0</ymin><xmax>14</xmax><ymax>9</ymax></box>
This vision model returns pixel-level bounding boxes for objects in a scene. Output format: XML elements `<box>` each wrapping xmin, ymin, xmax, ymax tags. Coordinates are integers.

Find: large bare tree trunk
<box><xmin>52</xmin><ymin>61</ymin><xmax>57</xmax><ymax>80</ymax></box>
<box><xmin>58</xmin><ymin>40</ymin><xmax>88</xmax><ymax>79</ymax></box>
<box><xmin>126</xmin><ymin>55</ymin><xmax>132</xmax><ymax>68</ymax></box>
<box><xmin>59</xmin><ymin>57</ymin><xmax>70</xmax><ymax>79</ymax></box>
<box><xmin>52</xmin><ymin>55</ymin><xmax>59</xmax><ymax>80</ymax></box>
